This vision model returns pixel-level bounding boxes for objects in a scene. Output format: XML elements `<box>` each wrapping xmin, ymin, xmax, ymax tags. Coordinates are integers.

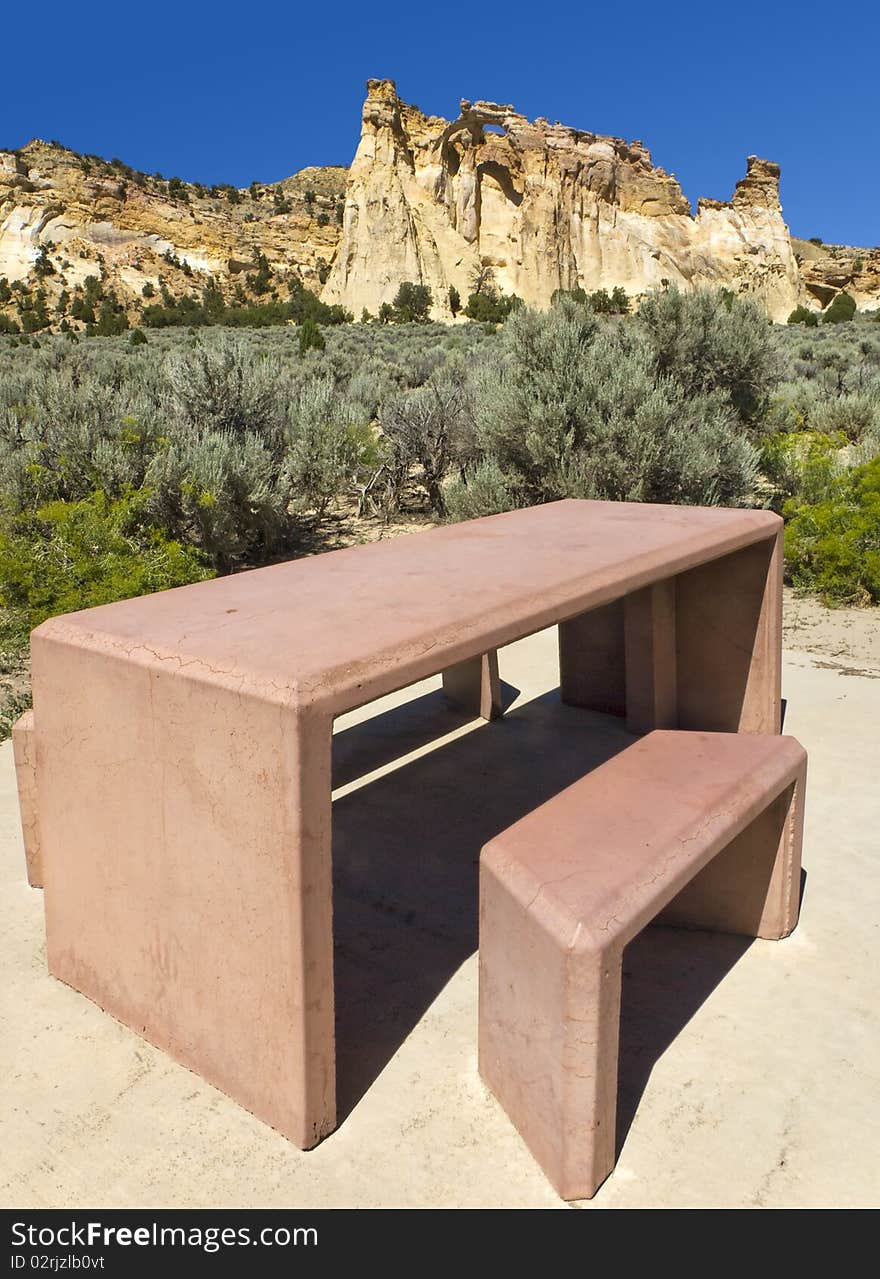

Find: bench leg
<box><xmin>12</xmin><ymin>709</ymin><xmax>42</xmax><ymax>889</ymax></box>
<box><xmin>659</xmin><ymin>763</ymin><xmax>806</xmax><ymax>940</ymax></box>
<box><xmin>442</xmin><ymin>650</ymin><xmax>503</xmax><ymax>720</ymax></box>
<box><xmin>479</xmin><ymin>856</ymin><xmax>622</xmax><ymax>1199</ymax></box>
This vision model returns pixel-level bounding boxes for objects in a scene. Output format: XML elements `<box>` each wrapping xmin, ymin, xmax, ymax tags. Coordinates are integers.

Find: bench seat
<box><xmin>478</xmin><ymin>729</ymin><xmax>807</xmax><ymax>1200</ymax></box>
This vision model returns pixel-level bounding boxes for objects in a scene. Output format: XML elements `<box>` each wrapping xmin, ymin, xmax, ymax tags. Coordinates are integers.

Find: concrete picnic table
<box><xmin>28</xmin><ymin>498</ymin><xmax>782</xmax><ymax>1148</ymax></box>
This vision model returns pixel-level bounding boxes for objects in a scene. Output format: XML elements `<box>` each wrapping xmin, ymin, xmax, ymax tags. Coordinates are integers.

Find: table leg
<box><xmin>32</xmin><ymin>630</ymin><xmax>336</xmax><ymax>1149</ymax></box>
<box><xmin>442</xmin><ymin>650</ymin><xmax>503</xmax><ymax>720</ymax></box>
<box><xmin>675</xmin><ymin>530</ymin><xmax>782</xmax><ymax>733</ymax></box>
<box><xmin>623</xmin><ymin>582</ymin><xmax>677</xmax><ymax>735</ymax></box>
<box><xmin>558</xmin><ymin>601</ymin><xmax>626</xmax><ymax>716</ymax></box>
<box><xmin>558</xmin><ymin>530</ymin><xmax>782</xmax><ymax>734</ymax></box>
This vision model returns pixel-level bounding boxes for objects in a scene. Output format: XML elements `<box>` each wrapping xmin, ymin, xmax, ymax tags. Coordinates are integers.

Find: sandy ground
<box><xmin>783</xmin><ymin>587</ymin><xmax>880</xmax><ymax>672</ymax></box>
<box><xmin>2</xmin><ymin>626</ymin><xmax>879</xmax><ymax>1209</ymax></box>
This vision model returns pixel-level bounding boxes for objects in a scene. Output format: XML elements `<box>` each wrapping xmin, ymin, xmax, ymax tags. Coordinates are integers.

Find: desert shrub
<box><xmin>463</xmin><ymin>291</ymin><xmax>521</xmax><ymax>323</ymax></box>
<box><xmin>379</xmin><ymin>376</ymin><xmax>472</xmax><ymax>515</ymax></box>
<box><xmin>164</xmin><ymin>337</ymin><xmax>286</xmax><ymax>446</ymax></box>
<box><xmin>142</xmin><ymin>338</ymin><xmax>296</xmax><ymax>567</ymax></box>
<box><xmin>392</xmin><ymin>282</ymin><xmax>432</xmax><ymax>323</ymax></box>
<box><xmin>784</xmin><ymin>457</ymin><xmax>880</xmax><ymax>604</ymax></box>
<box><xmin>140</xmin><ymin>279</ymin><xmax>347</xmax><ymax>331</ymax></box>
<box><xmin>464</xmin><ymin>300</ymin><xmax>758</xmax><ymax>512</ymax></box>
<box><xmin>788</xmin><ymin>305</ymin><xmax>818</xmax><ymax>326</ymax></box>
<box><xmin>760</xmin><ymin>431</ymin><xmax>848</xmax><ymax>512</ymax></box>
<box><xmin>0</xmin><ymin>369</ymin><xmax>160</xmax><ymax>508</ymax></box>
<box><xmin>639</xmin><ymin>285</ymin><xmax>779</xmax><ymax>427</ymax></box>
<box><xmin>566</xmin><ymin>286</ymin><xmax>631</xmax><ymax>315</ymax></box>
<box><xmin>823</xmin><ymin>292</ymin><xmax>857</xmax><ymax>325</ymax></box>
<box><xmin>0</xmin><ymin>686</ymin><xmax>33</xmax><ymax>742</ymax></box>
<box><xmin>809</xmin><ymin>392</ymin><xmax>879</xmax><ymax>441</ymax></box>
<box><xmin>286</xmin><ymin>378</ymin><xmax>376</xmax><ymax>517</ymax></box>
<box><xmin>299</xmin><ymin>317</ymin><xmax>325</xmax><ymax>354</ymax></box>
<box><xmin>345</xmin><ymin>357</ymin><xmax>399</xmax><ymax>420</ymax></box>
<box><xmin>0</xmin><ymin>489</ymin><xmax>213</xmax><ymax>633</ymax></box>
<box><xmin>144</xmin><ymin>427</ymin><xmax>294</xmax><ymax>571</ymax></box>
<box><xmin>444</xmin><ymin>458</ymin><xmax>518</xmax><ymax>522</ymax></box>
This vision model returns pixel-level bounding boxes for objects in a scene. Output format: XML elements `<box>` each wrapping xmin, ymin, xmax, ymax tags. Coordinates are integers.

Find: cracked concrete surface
<box><xmin>2</xmin><ymin>627</ymin><xmax>879</xmax><ymax>1208</ymax></box>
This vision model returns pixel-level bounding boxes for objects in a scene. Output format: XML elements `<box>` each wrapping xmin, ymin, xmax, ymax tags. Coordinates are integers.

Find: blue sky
<box><xmin>4</xmin><ymin>0</ymin><xmax>878</xmax><ymax>246</ymax></box>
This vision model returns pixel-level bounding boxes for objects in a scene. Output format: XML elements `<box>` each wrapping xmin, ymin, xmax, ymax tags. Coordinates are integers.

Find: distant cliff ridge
<box><xmin>325</xmin><ymin>80</ymin><xmax>807</xmax><ymax>321</ymax></box>
<box><xmin>1</xmin><ymin>80</ymin><xmax>877</xmax><ymax>331</ymax></box>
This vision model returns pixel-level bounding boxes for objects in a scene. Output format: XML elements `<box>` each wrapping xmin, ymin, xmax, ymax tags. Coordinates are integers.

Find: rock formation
<box><xmin>793</xmin><ymin>237</ymin><xmax>880</xmax><ymax>312</ymax></box>
<box><xmin>324</xmin><ymin>80</ymin><xmax>806</xmax><ymax>321</ymax></box>
<box><xmin>0</xmin><ymin>142</ymin><xmax>346</xmax><ymax>323</ymax></box>
<box><xmin>1</xmin><ymin>81</ymin><xmax>877</xmax><ymax>333</ymax></box>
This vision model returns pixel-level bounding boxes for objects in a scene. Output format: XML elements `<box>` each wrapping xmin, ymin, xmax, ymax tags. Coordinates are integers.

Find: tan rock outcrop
<box><xmin>0</xmin><ymin>140</ymin><xmax>346</xmax><ymax>321</ymax></box>
<box><xmin>793</xmin><ymin>238</ymin><xmax>880</xmax><ymax>313</ymax></box>
<box><xmin>324</xmin><ymin>80</ymin><xmax>806</xmax><ymax>321</ymax></box>
<box><xmin>2</xmin><ymin>84</ymin><xmax>877</xmax><ymax>332</ymax></box>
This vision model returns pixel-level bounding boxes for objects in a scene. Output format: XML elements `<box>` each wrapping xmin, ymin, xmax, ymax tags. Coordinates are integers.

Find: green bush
<box><xmin>444</xmin><ymin>458</ymin><xmax>517</xmax><ymax>522</ymax></box>
<box><xmin>565</xmin><ymin>286</ymin><xmax>630</xmax><ymax>315</ymax></box>
<box><xmin>286</xmin><ymin>378</ymin><xmax>375</xmax><ymax>517</ymax></box>
<box><xmin>140</xmin><ymin>278</ymin><xmax>347</xmax><ymax>331</ymax></box>
<box><xmin>379</xmin><ymin>376</ymin><xmax>471</xmax><ymax>515</ymax></box>
<box><xmin>760</xmin><ymin>431</ymin><xmax>848</xmax><ymax>511</ymax></box>
<box><xmin>784</xmin><ymin>457</ymin><xmax>880</xmax><ymax>604</ymax></box>
<box><xmin>0</xmin><ymin>489</ymin><xmax>213</xmax><ymax>634</ymax></box>
<box><xmin>465</xmin><ymin>299</ymin><xmax>758</xmax><ymax>511</ymax></box>
<box><xmin>299</xmin><ymin>317</ymin><xmax>325</xmax><ymax>354</ymax></box>
<box><xmin>392</xmin><ymin>282</ymin><xmax>432</xmax><ymax>323</ymax></box>
<box><xmin>788</xmin><ymin>305</ymin><xmax>818</xmax><ymax>327</ymax></box>
<box><xmin>463</xmin><ymin>291</ymin><xmax>521</xmax><ymax>323</ymax></box>
<box><xmin>639</xmin><ymin>286</ymin><xmax>779</xmax><ymax>428</ymax></box>
<box><xmin>809</xmin><ymin>392</ymin><xmax>879</xmax><ymax>442</ymax></box>
<box><xmin>824</xmin><ymin>292</ymin><xmax>857</xmax><ymax>325</ymax></box>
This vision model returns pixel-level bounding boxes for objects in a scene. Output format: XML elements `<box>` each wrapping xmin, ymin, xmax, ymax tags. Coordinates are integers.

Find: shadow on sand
<box><xmin>331</xmin><ymin>684</ymin><xmax>764</xmax><ymax>1157</ymax></box>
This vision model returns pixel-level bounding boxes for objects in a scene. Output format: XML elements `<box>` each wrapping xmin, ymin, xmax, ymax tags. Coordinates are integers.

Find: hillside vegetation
<box><xmin>1</xmin><ymin>287</ymin><xmax>878</xmax><ymax>733</ymax></box>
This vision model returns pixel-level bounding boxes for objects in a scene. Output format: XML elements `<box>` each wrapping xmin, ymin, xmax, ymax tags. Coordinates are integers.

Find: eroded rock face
<box><xmin>324</xmin><ymin>80</ymin><xmax>806</xmax><ymax>321</ymax></box>
<box><xmin>0</xmin><ymin>140</ymin><xmax>346</xmax><ymax>320</ymax></box>
<box><xmin>2</xmin><ymin>85</ymin><xmax>876</xmax><ymax>331</ymax></box>
<box><xmin>793</xmin><ymin>238</ymin><xmax>880</xmax><ymax>313</ymax></box>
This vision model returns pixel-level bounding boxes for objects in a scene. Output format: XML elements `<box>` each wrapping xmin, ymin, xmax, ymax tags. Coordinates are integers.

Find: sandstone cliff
<box><xmin>2</xmin><ymin>83</ymin><xmax>877</xmax><ymax>334</ymax></box>
<box><xmin>324</xmin><ymin>80</ymin><xmax>805</xmax><ymax>322</ymax></box>
<box><xmin>0</xmin><ymin>142</ymin><xmax>345</xmax><ymax>321</ymax></box>
<box><xmin>793</xmin><ymin>237</ymin><xmax>880</xmax><ymax>312</ymax></box>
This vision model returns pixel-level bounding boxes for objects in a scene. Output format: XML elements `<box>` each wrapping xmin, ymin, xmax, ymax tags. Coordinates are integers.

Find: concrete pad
<box><xmin>2</xmin><ymin>628</ymin><xmax>879</xmax><ymax>1208</ymax></box>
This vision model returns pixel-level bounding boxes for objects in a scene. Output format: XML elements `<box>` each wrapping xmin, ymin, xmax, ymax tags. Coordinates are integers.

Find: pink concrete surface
<box><xmin>479</xmin><ymin>730</ymin><xmax>807</xmax><ymax>1200</ymax></box>
<box><xmin>12</xmin><ymin>710</ymin><xmax>40</xmax><ymax>888</ymax></box>
<box><xmin>560</xmin><ymin>533</ymin><xmax>783</xmax><ymax>734</ymax></box>
<box><xmin>28</xmin><ymin>499</ymin><xmax>783</xmax><ymax>1150</ymax></box>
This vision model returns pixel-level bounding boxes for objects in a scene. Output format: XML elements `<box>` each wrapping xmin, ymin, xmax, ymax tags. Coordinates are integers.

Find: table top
<box><xmin>35</xmin><ymin>499</ymin><xmax>780</xmax><ymax>713</ymax></box>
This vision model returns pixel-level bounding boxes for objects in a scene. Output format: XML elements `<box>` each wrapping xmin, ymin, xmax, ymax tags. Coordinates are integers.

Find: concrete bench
<box><xmin>479</xmin><ymin>729</ymin><xmax>807</xmax><ymax>1200</ymax></box>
